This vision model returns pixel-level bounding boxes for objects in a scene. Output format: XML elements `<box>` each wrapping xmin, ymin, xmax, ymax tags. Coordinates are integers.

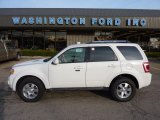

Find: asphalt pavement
<box><xmin>0</xmin><ymin>58</ymin><xmax>160</xmax><ymax>120</ymax></box>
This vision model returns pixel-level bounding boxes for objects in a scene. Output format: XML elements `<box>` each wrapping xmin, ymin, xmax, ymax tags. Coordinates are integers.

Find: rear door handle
<box><xmin>107</xmin><ymin>64</ymin><xmax>115</xmax><ymax>68</ymax></box>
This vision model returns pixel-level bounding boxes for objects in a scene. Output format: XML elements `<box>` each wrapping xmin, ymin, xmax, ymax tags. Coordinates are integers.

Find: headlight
<box><xmin>10</xmin><ymin>69</ymin><xmax>14</xmax><ymax>75</ymax></box>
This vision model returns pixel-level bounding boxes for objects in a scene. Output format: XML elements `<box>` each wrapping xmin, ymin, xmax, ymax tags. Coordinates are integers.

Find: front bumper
<box><xmin>8</xmin><ymin>75</ymin><xmax>15</xmax><ymax>91</ymax></box>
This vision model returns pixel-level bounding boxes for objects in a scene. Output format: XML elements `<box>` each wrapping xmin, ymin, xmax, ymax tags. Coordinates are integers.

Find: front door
<box><xmin>49</xmin><ymin>47</ymin><xmax>87</xmax><ymax>88</ymax></box>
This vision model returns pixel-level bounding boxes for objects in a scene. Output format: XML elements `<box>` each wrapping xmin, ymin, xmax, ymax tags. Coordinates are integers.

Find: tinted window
<box><xmin>89</xmin><ymin>47</ymin><xmax>118</xmax><ymax>62</ymax></box>
<box><xmin>117</xmin><ymin>46</ymin><xmax>143</xmax><ymax>60</ymax></box>
<box><xmin>58</xmin><ymin>47</ymin><xmax>86</xmax><ymax>63</ymax></box>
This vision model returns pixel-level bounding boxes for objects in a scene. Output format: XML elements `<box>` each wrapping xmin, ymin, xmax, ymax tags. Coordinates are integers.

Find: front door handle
<box><xmin>74</xmin><ymin>66</ymin><xmax>83</xmax><ymax>69</ymax></box>
<box><xmin>74</xmin><ymin>66</ymin><xmax>83</xmax><ymax>71</ymax></box>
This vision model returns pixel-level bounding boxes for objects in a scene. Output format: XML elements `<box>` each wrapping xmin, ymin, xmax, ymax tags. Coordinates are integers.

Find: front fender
<box><xmin>12</xmin><ymin>71</ymin><xmax>50</xmax><ymax>91</ymax></box>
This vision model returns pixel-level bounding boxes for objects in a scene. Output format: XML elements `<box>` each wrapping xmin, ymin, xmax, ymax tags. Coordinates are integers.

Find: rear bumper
<box><xmin>139</xmin><ymin>73</ymin><xmax>152</xmax><ymax>89</ymax></box>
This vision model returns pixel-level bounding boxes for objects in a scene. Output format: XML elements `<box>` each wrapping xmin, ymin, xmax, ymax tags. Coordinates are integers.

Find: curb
<box><xmin>21</xmin><ymin>56</ymin><xmax>48</xmax><ymax>59</ymax></box>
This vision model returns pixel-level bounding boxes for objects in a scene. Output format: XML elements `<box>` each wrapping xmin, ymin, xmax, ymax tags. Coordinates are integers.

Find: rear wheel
<box><xmin>17</xmin><ymin>77</ymin><xmax>45</xmax><ymax>102</ymax></box>
<box><xmin>110</xmin><ymin>77</ymin><xmax>136</xmax><ymax>102</ymax></box>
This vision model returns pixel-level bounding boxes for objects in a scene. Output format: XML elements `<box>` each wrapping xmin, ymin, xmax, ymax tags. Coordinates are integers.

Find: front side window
<box><xmin>58</xmin><ymin>47</ymin><xmax>86</xmax><ymax>63</ymax></box>
<box><xmin>89</xmin><ymin>47</ymin><xmax>118</xmax><ymax>62</ymax></box>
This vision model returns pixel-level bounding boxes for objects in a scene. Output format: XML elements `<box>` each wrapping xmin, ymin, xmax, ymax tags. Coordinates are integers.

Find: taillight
<box><xmin>143</xmin><ymin>62</ymin><xmax>150</xmax><ymax>73</ymax></box>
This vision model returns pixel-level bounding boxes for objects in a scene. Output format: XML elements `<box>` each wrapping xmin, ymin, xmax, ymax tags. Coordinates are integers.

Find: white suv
<box><xmin>8</xmin><ymin>41</ymin><xmax>152</xmax><ymax>102</ymax></box>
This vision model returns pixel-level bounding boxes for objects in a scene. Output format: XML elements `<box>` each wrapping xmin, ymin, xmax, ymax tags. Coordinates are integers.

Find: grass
<box><xmin>21</xmin><ymin>49</ymin><xmax>57</xmax><ymax>56</ymax></box>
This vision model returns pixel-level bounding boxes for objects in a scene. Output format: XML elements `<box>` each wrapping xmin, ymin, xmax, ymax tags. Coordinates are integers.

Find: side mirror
<box><xmin>52</xmin><ymin>58</ymin><xmax>59</xmax><ymax>65</ymax></box>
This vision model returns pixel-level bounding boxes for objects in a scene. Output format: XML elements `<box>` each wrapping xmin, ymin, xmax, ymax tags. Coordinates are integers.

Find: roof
<box><xmin>67</xmin><ymin>43</ymin><xmax>138</xmax><ymax>48</ymax></box>
<box><xmin>0</xmin><ymin>8</ymin><xmax>160</xmax><ymax>17</ymax></box>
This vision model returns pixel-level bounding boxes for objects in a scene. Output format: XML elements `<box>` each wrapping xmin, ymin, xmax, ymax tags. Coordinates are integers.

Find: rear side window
<box><xmin>89</xmin><ymin>47</ymin><xmax>118</xmax><ymax>62</ymax></box>
<box><xmin>117</xmin><ymin>46</ymin><xmax>143</xmax><ymax>60</ymax></box>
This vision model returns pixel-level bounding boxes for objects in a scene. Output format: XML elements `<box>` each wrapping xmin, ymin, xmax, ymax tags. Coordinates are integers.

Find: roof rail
<box><xmin>88</xmin><ymin>40</ymin><xmax>130</xmax><ymax>44</ymax></box>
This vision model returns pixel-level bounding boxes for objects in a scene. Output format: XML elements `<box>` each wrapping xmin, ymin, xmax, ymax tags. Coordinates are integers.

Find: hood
<box><xmin>13</xmin><ymin>59</ymin><xmax>45</xmax><ymax>67</ymax></box>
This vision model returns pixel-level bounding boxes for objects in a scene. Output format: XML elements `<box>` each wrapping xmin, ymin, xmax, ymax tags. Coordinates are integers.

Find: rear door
<box><xmin>86</xmin><ymin>46</ymin><xmax>121</xmax><ymax>87</ymax></box>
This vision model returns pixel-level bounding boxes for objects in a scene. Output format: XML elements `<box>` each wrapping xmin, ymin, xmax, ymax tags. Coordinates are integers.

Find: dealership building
<box><xmin>0</xmin><ymin>8</ymin><xmax>160</xmax><ymax>51</ymax></box>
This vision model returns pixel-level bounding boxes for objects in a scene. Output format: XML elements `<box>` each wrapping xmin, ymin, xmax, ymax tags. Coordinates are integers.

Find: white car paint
<box><xmin>8</xmin><ymin>59</ymin><xmax>50</xmax><ymax>91</ymax></box>
<box><xmin>8</xmin><ymin>43</ymin><xmax>152</xmax><ymax>92</ymax></box>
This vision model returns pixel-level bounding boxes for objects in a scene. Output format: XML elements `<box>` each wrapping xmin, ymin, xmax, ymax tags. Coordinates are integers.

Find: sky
<box><xmin>0</xmin><ymin>0</ymin><xmax>160</xmax><ymax>9</ymax></box>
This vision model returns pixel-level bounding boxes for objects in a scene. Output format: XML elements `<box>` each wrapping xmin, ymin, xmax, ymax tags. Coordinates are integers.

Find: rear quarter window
<box><xmin>117</xmin><ymin>46</ymin><xmax>143</xmax><ymax>60</ymax></box>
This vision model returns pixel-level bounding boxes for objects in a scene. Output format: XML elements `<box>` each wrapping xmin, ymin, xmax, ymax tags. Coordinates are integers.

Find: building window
<box><xmin>34</xmin><ymin>32</ymin><xmax>45</xmax><ymax>49</ymax></box>
<box><xmin>45</xmin><ymin>32</ymin><xmax>67</xmax><ymax>51</ymax></box>
<box><xmin>55</xmin><ymin>32</ymin><xmax>67</xmax><ymax>51</ymax></box>
<box><xmin>12</xmin><ymin>31</ymin><xmax>23</xmax><ymax>48</ymax></box>
<box><xmin>23</xmin><ymin>31</ymin><xmax>34</xmax><ymax>49</ymax></box>
<box><xmin>45</xmin><ymin>32</ymin><xmax>56</xmax><ymax>50</ymax></box>
<box><xmin>95</xmin><ymin>31</ymin><xmax>113</xmax><ymax>40</ymax></box>
<box><xmin>149</xmin><ymin>38</ymin><xmax>160</xmax><ymax>52</ymax></box>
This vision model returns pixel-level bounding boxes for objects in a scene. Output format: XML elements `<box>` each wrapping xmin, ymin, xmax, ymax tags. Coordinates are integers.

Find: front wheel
<box><xmin>110</xmin><ymin>77</ymin><xmax>136</xmax><ymax>102</ymax></box>
<box><xmin>17</xmin><ymin>77</ymin><xmax>45</xmax><ymax>102</ymax></box>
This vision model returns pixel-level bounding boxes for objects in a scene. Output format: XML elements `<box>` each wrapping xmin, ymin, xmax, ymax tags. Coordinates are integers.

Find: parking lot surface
<box><xmin>0</xmin><ymin>58</ymin><xmax>160</xmax><ymax>120</ymax></box>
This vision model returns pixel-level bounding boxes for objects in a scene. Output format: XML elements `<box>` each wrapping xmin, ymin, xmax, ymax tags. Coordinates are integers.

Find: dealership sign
<box><xmin>12</xmin><ymin>17</ymin><xmax>147</xmax><ymax>27</ymax></box>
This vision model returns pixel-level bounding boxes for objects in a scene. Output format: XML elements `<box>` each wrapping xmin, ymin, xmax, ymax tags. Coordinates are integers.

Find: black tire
<box><xmin>17</xmin><ymin>77</ymin><xmax>45</xmax><ymax>102</ymax></box>
<box><xmin>110</xmin><ymin>77</ymin><xmax>136</xmax><ymax>102</ymax></box>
